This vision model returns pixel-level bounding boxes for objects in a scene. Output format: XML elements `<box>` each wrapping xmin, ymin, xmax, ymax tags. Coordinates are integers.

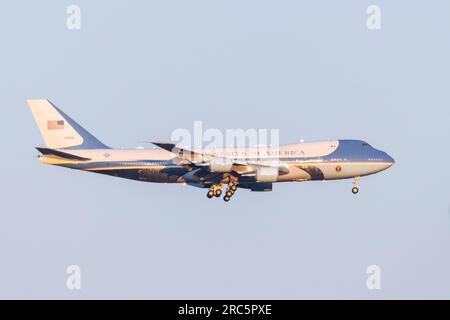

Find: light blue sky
<box><xmin>1</xmin><ymin>0</ymin><xmax>450</xmax><ymax>298</ymax></box>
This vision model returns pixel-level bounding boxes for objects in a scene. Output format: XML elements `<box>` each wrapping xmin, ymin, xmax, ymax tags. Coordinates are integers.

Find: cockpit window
<box><xmin>362</xmin><ymin>143</ymin><xmax>371</xmax><ymax>147</ymax></box>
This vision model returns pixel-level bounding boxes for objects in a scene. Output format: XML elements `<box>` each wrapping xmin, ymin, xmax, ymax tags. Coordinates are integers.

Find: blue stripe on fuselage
<box><xmin>325</xmin><ymin>139</ymin><xmax>394</xmax><ymax>163</ymax></box>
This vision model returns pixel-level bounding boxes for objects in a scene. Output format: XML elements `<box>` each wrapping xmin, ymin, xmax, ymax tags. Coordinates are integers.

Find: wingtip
<box><xmin>151</xmin><ymin>142</ymin><xmax>176</xmax><ymax>151</ymax></box>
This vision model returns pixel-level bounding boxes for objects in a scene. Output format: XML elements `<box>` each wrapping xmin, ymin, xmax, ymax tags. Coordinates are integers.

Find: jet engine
<box><xmin>239</xmin><ymin>166</ymin><xmax>279</xmax><ymax>183</ymax></box>
<box><xmin>255</xmin><ymin>166</ymin><xmax>279</xmax><ymax>182</ymax></box>
<box><xmin>208</xmin><ymin>160</ymin><xmax>233</xmax><ymax>173</ymax></box>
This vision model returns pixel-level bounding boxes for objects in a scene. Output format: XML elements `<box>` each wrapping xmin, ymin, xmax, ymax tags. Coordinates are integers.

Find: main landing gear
<box><xmin>206</xmin><ymin>183</ymin><xmax>238</xmax><ymax>202</ymax></box>
<box><xmin>352</xmin><ymin>176</ymin><xmax>359</xmax><ymax>194</ymax></box>
<box><xmin>223</xmin><ymin>183</ymin><xmax>237</xmax><ymax>202</ymax></box>
<box><xmin>207</xmin><ymin>185</ymin><xmax>223</xmax><ymax>199</ymax></box>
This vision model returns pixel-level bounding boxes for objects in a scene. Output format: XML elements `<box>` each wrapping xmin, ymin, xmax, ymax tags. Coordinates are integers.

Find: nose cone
<box><xmin>383</xmin><ymin>152</ymin><xmax>395</xmax><ymax>168</ymax></box>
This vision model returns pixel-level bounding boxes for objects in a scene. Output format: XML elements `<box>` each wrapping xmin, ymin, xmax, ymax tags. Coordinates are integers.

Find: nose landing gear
<box><xmin>352</xmin><ymin>176</ymin><xmax>359</xmax><ymax>194</ymax></box>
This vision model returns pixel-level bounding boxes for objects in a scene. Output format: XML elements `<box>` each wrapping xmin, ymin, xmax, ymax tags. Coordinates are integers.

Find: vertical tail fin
<box><xmin>27</xmin><ymin>99</ymin><xmax>109</xmax><ymax>150</ymax></box>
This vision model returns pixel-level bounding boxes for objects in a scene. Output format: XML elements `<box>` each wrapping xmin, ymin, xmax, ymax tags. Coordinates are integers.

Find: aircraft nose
<box><xmin>383</xmin><ymin>152</ymin><xmax>395</xmax><ymax>167</ymax></box>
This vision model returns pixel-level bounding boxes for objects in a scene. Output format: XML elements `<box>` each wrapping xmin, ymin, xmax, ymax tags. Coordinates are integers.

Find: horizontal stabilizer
<box><xmin>36</xmin><ymin>147</ymin><xmax>91</xmax><ymax>161</ymax></box>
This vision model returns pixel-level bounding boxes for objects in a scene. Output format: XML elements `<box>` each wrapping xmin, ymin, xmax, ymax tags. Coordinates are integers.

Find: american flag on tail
<box><xmin>47</xmin><ymin>120</ymin><xmax>65</xmax><ymax>130</ymax></box>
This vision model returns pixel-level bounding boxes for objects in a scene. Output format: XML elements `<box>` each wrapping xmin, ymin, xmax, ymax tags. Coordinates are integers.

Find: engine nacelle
<box><xmin>238</xmin><ymin>167</ymin><xmax>280</xmax><ymax>183</ymax></box>
<box><xmin>208</xmin><ymin>160</ymin><xmax>233</xmax><ymax>173</ymax></box>
<box><xmin>255</xmin><ymin>166</ymin><xmax>279</xmax><ymax>182</ymax></box>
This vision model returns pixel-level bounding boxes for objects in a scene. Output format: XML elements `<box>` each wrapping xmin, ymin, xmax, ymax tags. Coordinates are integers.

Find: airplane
<box><xmin>27</xmin><ymin>99</ymin><xmax>395</xmax><ymax>202</ymax></box>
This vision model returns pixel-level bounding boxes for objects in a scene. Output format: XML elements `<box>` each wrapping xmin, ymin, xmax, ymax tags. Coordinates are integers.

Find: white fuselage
<box><xmin>38</xmin><ymin>140</ymin><xmax>394</xmax><ymax>185</ymax></box>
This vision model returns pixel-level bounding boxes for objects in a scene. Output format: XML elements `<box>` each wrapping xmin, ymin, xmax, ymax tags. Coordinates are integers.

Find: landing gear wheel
<box><xmin>207</xmin><ymin>190</ymin><xmax>215</xmax><ymax>198</ymax></box>
<box><xmin>230</xmin><ymin>184</ymin><xmax>237</xmax><ymax>192</ymax></box>
<box><xmin>223</xmin><ymin>196</ymin><xmax>231</xmax><ymax>202</ymax></box>
<box><xmin>226</xmin><ymin>191</ymin><xmax>233</xmax><ymax>198</ymax></box>
<box><xmin>214</xmin><ymin>189</ymin><xmax>222</xmax><ymax>197</ymax></box>
<box><xmin>352</xmin><ymin>187</ymin><xmax>359</xmax><ymax>194</ymax></box>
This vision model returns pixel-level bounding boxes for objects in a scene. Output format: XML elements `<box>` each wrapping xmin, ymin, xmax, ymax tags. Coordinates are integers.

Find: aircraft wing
<box><xmin>151</xmin><ymin>142</ymin><xmax>289</xmax><ymax>176</ymax></box>
<box><xmin>151</xmin><ymin>142</ymin><xmax>212</xmax><ymax>164</ymax></box>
